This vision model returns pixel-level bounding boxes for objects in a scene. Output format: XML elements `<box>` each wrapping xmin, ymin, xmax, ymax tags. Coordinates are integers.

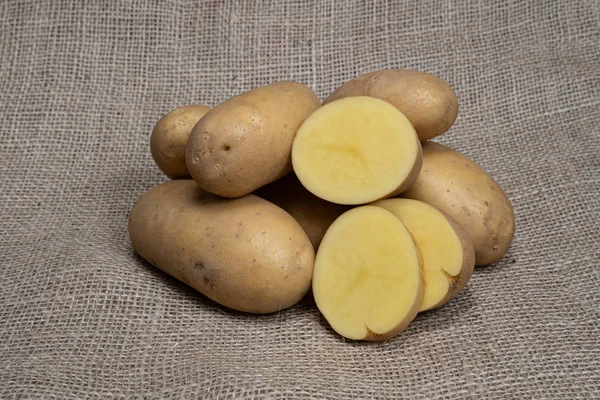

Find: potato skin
<box><xmin>324</xmin><ymin>69</ymin><xmax>458</xmax><ymax>141</ymax></box>
<box><xmin>255</xmin><ymin>174</ymin><xmax>351</xmax><ymax>248</ymax></box>
<box><xmin>402</xmin><ymin>142</ymin><xmax>515</xmax><ymax>265</ymax></box>
<box><xmin>150</xmin><ymin>105</ymin><xmax>211</xmax><ymax>179</ymax></box>
<box><xmin>186</xmin><ymin>82</ymin><xmax>320</xmax><ymax>198</ymax></box>
<box><xmin>128</xmin><ymin>180</ymin><xmax>315</xmax><ymax>314</ymax></box>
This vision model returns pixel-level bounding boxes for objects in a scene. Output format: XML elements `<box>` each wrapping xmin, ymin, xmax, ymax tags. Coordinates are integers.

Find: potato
<box><xmin>128</xmin><ymin>180</ymin><xmax>315</xmax><ymax>314</ymax></box>
<box><xmin>150</xmin><ymin>105</ymin><xmax>211</xmax><ymax>179</ymax></box>
<box><xmin>402</xmin><ymin>142</ymin><xmax>515</xmax><ymax>265</ymax></box>
<box><xmin>186</xmin><ymin>81</ymin><xmax>320</xmax><ymax>198</ymax></box>
<box><xmin>292</xmin><ymin>96</ymin><xmax>422</xmax><ymax>205</ymax></box>
<box><xmin>255</xmin><ymin>174</ymin><xmax>350</xmax><ymax>249</ymax></box>
<box><xmin>313</xmin><ymin>206</ymin><xmax>424</xmax><ymax>341</ymax></box>
<box><xmin>373</xmin><ymin>198</ymin><xmax>475</xmax><ymax>311</ymax></box>
<box><xmin>324</xmin><ymin>69</ymin><xmax>458</xmax><ymax>141</ymax></box>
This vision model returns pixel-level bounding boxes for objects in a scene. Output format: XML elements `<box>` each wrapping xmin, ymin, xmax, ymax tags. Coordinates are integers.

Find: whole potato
<box><xmin>324</xmin><ymin>69</ymin><xmax>458</xmax><ymax>141</ymax></box>
<box><xmin>186</xmin><ymin>81</ymin><xmax>320</xmax><ymax>198</ymax></box>
<box><xmin>128</xmin><ymin>180</ymin><xmax>315</xmax><ymax>314</ymax></box>
<box><xmin>150</xmin><ymin>105</ymin><xmax>211</xmax><ymax>179</ymax></box>
<box><xmin>402</xmin><ymin>142</ymin><xmax>515</xmax><ymax>265</ymax></box>
<box><xmin>255</xmin><ymin>174</ymin><xmax>351</xmax><ymax>248</ymax></box>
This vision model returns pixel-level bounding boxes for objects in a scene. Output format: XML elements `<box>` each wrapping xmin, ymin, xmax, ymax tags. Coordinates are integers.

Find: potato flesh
<box><xmin>313</xmin><ymin>206</ymin><xmax>423</xmax><ymax>340</ymax></box>
<box><xmin>373</xmin><ymin>199</ymin><xmax>463</xmax><ymax>311</ymax></box>
<box><xmin>292</xmin><ymin>96</ymin><xmax>420</xmax><ymax>205</ymax></box>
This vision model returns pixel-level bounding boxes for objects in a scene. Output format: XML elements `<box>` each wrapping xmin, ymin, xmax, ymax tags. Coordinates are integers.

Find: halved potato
<box><xmin>312</xmin><ymin>206</ymin><xmax>424</xmax><ymax>341</ymax></box>
<box><xmin>373</xmin><ymin>198</ymin><xmax>475</xmax><ymax>311</ymax></box>
<box><xmin>292</xmin><ymin>96</ymin><xmax>422</xmax><ymax>205</ymax></box>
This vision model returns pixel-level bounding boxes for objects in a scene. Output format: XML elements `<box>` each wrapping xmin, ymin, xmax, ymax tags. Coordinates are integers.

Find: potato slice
<box><xmin>292</xmin><ymin>96</ymin><xmax>422</xmax><ymax>205</ymax></box>
<box><xmin>373</xmin><ymin>199</ymin><xmax>475</xmax><ymax>311</ymax></box>
<box><xmin>313</xmin><ymin>206</ymin><xmax>424</xmax><ymax>341</ymax></box>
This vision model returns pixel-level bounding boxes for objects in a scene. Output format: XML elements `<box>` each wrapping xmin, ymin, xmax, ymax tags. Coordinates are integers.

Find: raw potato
<box><xmin>292</xmin><ymin>96</ymin><xmax>422</xmax><ymax>205</ymax></box>
<box><xmin>324</xmin><ymin>69</ymin><xmax>458</xmax><ymax>141</ymax></box>
<box><xmin>255</xmin><ymin>174</ymin><xmax>350</xmax><ymax>248</ymax></box>
<box><xmin>313</xmin><ymin>206</ymin><xmax>424</xmax><ymax>341</ymax></box>
<box><xmin>186</xmin><ymin>81</ymin><xmax>320</xmax><ymax>198</ymax></box>
<box><xmin>150</xmin><ymin>105</ymin><xmax>211</xmax><ymax>179</ymax></box>
<box><xmin>373</xmin><ymin>198</ymin><xmax>475</xmax><ymax>311</ymax></box>
<box><xmin>403</xmin><ymin>142</ymin><xmax>515</xmax><ymax>265</ymax></box>
<box><xmin>128</xmin><ymin>180</ymin><xmax>315</xmax><ymax>314</ymax></box>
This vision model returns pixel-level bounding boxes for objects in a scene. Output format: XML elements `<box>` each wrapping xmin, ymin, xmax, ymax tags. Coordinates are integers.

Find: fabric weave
<box><xmin>1</xmin><ymin>1</ymin><xmax>599</xmax><ymax>398</ymax></box>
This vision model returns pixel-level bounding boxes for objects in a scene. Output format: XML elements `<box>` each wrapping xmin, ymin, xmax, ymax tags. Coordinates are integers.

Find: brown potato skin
<box><xmin>255</xmin><ymin>174</ymin><xmax>351</xmax><ymax>249</ymax></box>
<box><xmin>128</xmin><ymin>180</ymin><xmax>315</xmax><ymax>314</ymax></box>
<box><xmin>186</xmin><ymin>82</ymin><xmax>320</xmax><ymax>198</ymax></box>
<box><xmin>324</xmin><ymin>69</ymin><xmax>458</xmax><ymax>141</ymax></box>
<box><xmin>402</xmin><ymin>142</ymin><xmax>515</xmax><ymax>265</ymax></box>
<box><xmin>429</xmin><ymin>211</ymin><xmax>475</xmax><ymax>310</ymax></box>
<box><xmin>150</xmin><ymin>105</ymin><xmax>211</xmax><ymax>179</ymax></box>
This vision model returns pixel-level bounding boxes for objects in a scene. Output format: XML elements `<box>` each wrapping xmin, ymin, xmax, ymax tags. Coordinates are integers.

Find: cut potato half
<box><xmin>373</xmin><ymin>198</ymin><xmax>475</xmax><ymax>311</ymax></box>
<box><xmin>313</xmin><ymin>206</ymin><xmax>424</xmax><ymax>341</ymax></box>
<box><xmin>292</xmin><ymin>96</ymin><xmax>422</xmax><ymax>205</ymax></box>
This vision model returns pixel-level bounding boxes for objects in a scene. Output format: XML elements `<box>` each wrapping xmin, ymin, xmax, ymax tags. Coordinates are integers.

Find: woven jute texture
<box><xmin>1</xmin><ymin>1</ymin><xmax>599</xmax><ymax>398</ymax></box>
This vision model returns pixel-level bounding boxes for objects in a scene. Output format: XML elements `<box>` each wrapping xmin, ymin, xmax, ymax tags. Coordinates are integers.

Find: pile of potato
<box><xmin>129</xmin><ymin>69</ymin><xmax>515</xmax><ymax>341</ymax></box>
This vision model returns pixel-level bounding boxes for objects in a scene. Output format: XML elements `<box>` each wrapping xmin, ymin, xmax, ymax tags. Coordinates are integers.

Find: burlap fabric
<box><xmin>1</xmin><ymin>0</ymin><xmax>598</xmax><ymax>398</ymax></box>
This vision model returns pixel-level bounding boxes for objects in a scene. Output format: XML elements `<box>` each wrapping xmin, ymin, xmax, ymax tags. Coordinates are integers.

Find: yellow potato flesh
<box><xmin>373</xmin><ymin>199</ymin><xmax>463</xmax><ymax>311</ymax></box>
<box><xmin>292</xmin><ymin>96</ymin><xmax>420</xmax><ymax>205</ymax></box>
<box><xmin>313</xmin><ymin>206</ymin><xmax>423</xmax><ymax>340</ymax></box>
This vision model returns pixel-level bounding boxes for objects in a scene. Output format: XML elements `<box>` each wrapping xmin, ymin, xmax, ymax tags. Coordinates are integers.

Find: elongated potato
<box><xmin>150</xmin><ymin>105</ymin><xmax>211</xmax><ymax>179</ymax></box>
<box><xmin>403</xmin><ymin>142</ymin><xmax>515</xmax><ymax>265</ymax></box>
<box><xmin>292</xmin><ymin>96</ymin><xmax>422</xmax><ymax>205</ymax></box>
<box><xmin>324</xmin><ymin>69</ymin><xmax>458</xmax><ymax>141</ymax></box>
<box><xmin>128</xmin><ymin>180</ymin><xmax>315</xmax><ymax>314</ymax></box>
<box><xmin>186</xmin><ymin>82</ymin><xmax>320</xmax><ymax>198</ymax></box>
<box><xmin>255</xmin><ymin>174</ymin><xmax>350</xmax><ymax>248</ymax></box>
<box><xmin>373</xmin><ymin>198</ymin><xmax>475</xmax><ymax>311</ymax></box>
<box><xmin>313</xmin><ymin>206</ymin><xmax>424</xmax><ymax>341</ymax></box>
